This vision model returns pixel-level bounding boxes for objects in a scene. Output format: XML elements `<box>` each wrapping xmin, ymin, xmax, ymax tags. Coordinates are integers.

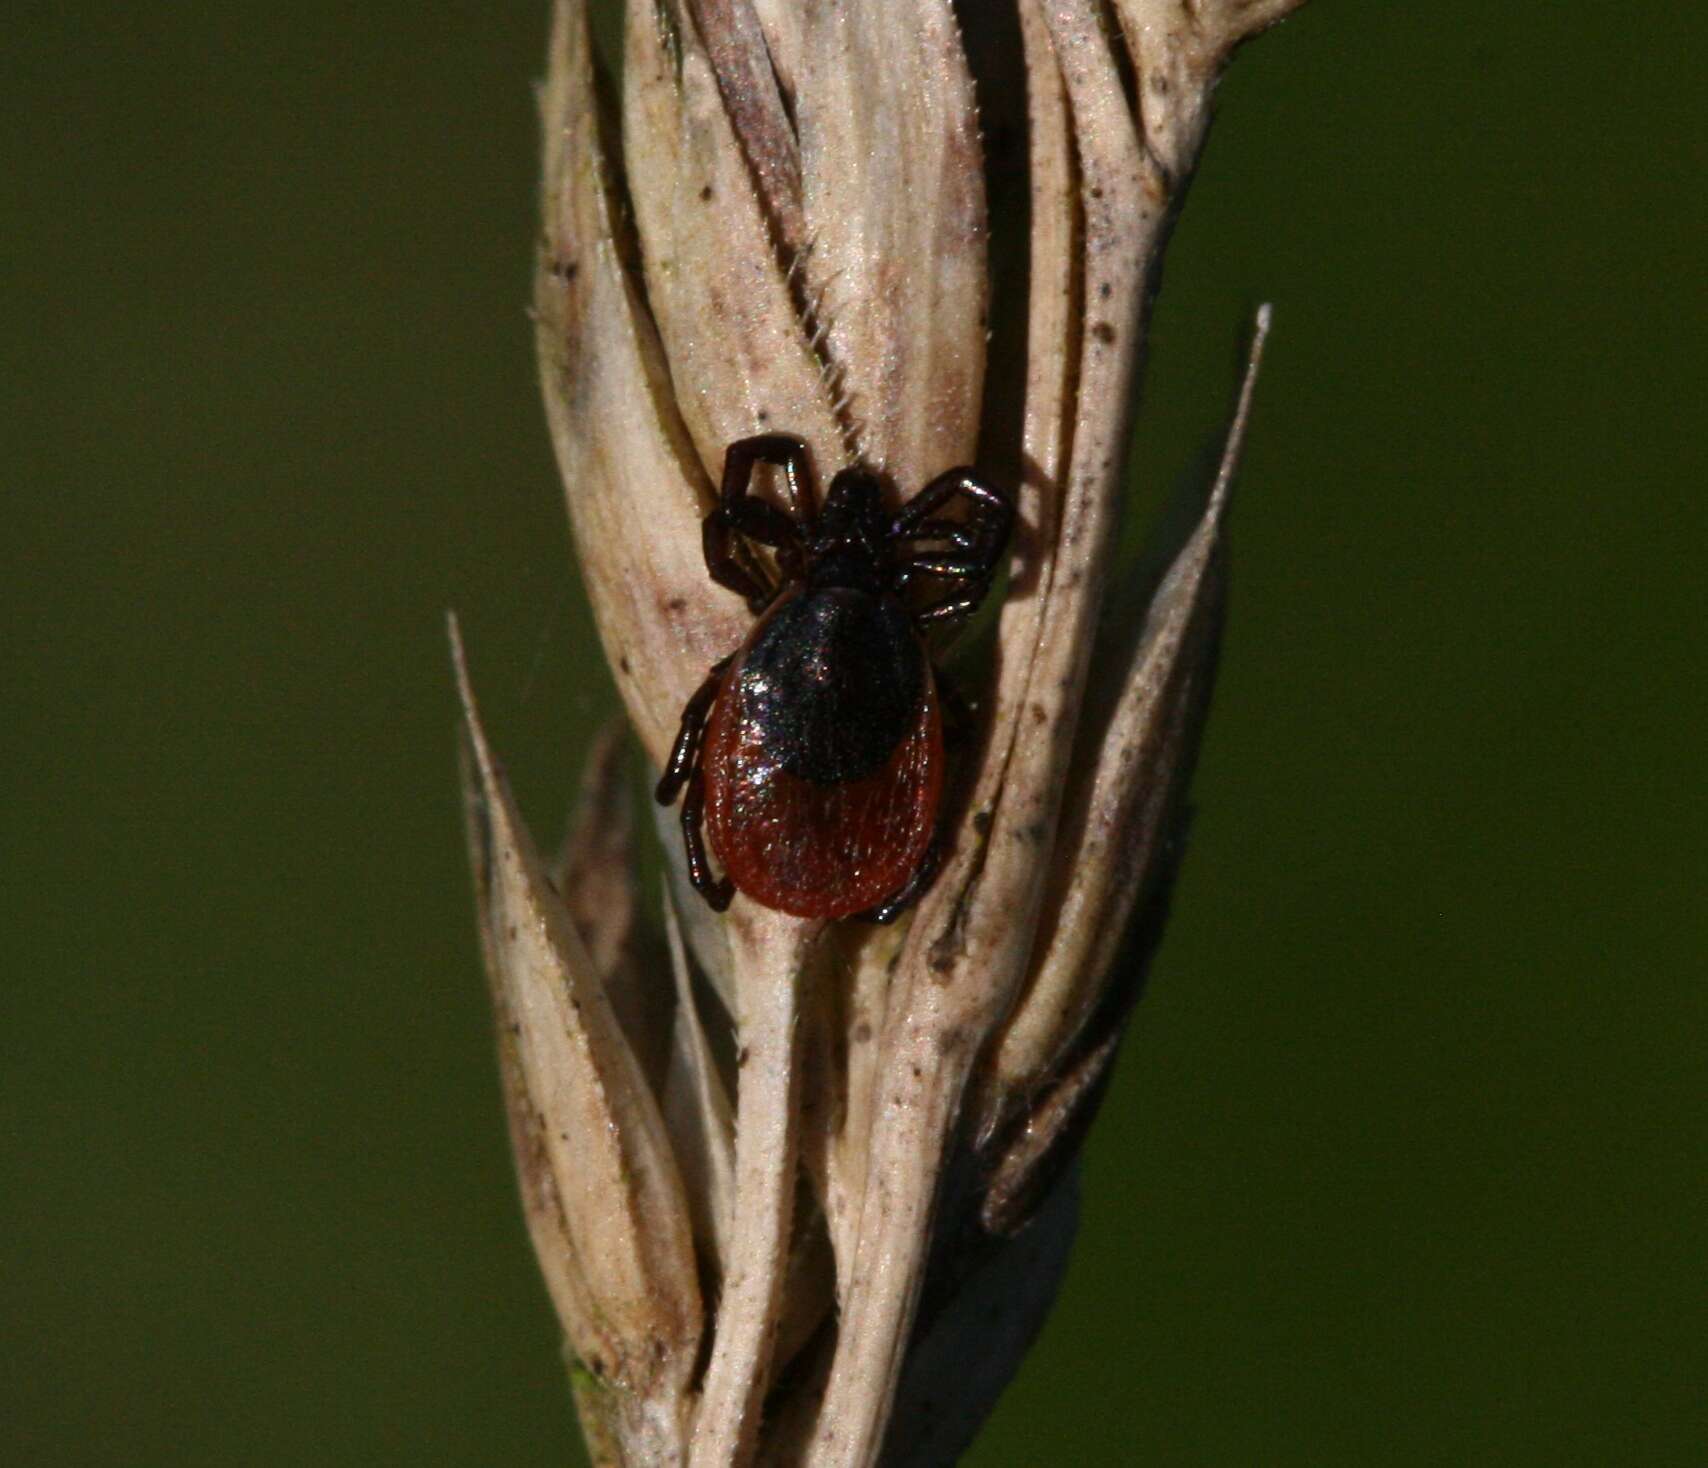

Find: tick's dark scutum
<box><xmin>736</xmin><ymin>588</ymin><xmax>926</xmax><ymax>785</ymax></box>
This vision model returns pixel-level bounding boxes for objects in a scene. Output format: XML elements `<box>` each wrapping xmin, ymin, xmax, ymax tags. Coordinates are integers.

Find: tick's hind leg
<box><xmin>854</xmin><ymin>837</ymin><xmax>943</xmax><ymax>925</ymax></box>
<box><xmin>656</xmin><ymin>657</ymin><xmax>736</xmax><ymax>912</ymax></box>
<box><xmin>656</xmin><ymin>656</ymin><xmax>731</xmax><ymax>805</ymax></box>
<box><xmin>680</xmin><ymin>766</ymin><xmax>734</xmax><ymax>911</ymax></box>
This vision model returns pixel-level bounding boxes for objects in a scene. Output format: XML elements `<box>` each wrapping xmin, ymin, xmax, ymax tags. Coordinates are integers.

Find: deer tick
<box><xmin>655</xmin><ymin>434</ymin><xmax>1014</xmax><ymax>923</ymax></box>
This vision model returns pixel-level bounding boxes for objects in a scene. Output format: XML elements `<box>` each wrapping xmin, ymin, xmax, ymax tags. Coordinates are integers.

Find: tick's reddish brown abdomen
<box><xmin>701</xmin><ymin>587</ymin><xmax>943</xmax><ymax>919</ymax></box>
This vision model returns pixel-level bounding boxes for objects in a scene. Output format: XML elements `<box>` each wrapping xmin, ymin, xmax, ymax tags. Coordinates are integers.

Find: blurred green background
<box><xmin>6</xmin><ymin>4</ymin><xmax>1705</xmax><ymax>1464</ymax></box>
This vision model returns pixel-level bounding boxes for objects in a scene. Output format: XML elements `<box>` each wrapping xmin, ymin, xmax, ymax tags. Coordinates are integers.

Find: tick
<box><xmin>655</xmin><ymin>434</ymin><xmax>1014</xmax><ymax>923</ymax></box>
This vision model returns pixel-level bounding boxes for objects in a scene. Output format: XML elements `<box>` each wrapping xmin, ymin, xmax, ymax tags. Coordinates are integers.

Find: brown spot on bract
<box><xmin>934</xmin><ymin>1024</ymin><xmax>971</xmax><ymax>1058</ymax></box>
<box><xmin>853</xmin><ymin>1022</ymin><xmax>872</xmax><ymax>1044</ymax></box>
<box><xmin>1030</xmin><ymin>703</ymin><xmax>1047</xmax><ymax>725</ymax></box>
<box><xmin>1093</xmin><ymin>321</ymin><xmax>1117</xmax><ymax>345</ymax></box>
<box><xmin>619</xmin><ymin>655</ymin><xmax>632</xmax><ymax>675</ymax></box>
<box><xmin>700</xmin><ymin>184</ymin><xmax>713</xmax><ymax>201</ymax></box>
<box><xmin>666</xmin><ymin>596</ymin><xmax>687</xmax><ymax>613</ymax></box>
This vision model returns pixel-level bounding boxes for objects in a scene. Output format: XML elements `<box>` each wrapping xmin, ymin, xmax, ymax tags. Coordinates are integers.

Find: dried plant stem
<box><xmin>809</xmin><ymin>1016</ymin><xmax>969</xmax><ymax>1468</ymax></box>
<box><xmin>692</xmin><ymin>918</ymin><xmax>817</xmax><ymax>1468</ymax></box>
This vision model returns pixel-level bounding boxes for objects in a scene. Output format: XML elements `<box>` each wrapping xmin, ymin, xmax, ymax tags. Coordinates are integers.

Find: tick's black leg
<box><xmin>705</xmin><ymin>435</ymin><xmax>817</xmax><ymax>612</ymax></box>
<box><xmin>655</xmin><ymin>657</ymin><xmax>731</xmax><ymax>806</ymax></box>
<box><xmin>914</xmin><ymin>584</ymin><xmax>992</xmax><ymax>628</ymax></box>
<box><xmin>703</xmin><ymin>516</ymin><xmax>776</xmax><ymax>613</ymax></box>
<box><xmin>889</xmin><ymin>470</ymin><xmax>1013</xmax><ymax>627</ymax></box>
<box><xmin>889</xmin><ymin>468</ymin><xmax>1014</xmax><ymax>575</ymax></box>
<box><xmin>855</xmin><ymin>837</ymin><xmax>944</xmax><ymax>925</ymax></box>
<box><xmin>892</xmin><ymin>553</ymin><xmax>990</xmax><ymax>594</ymax></box>
<box><xmin>659</xmin><ymin>658</ymin><xmax>736</xmax><ymax>911</ymax></box>
<box><xmin>724</xmin><ymin>495</ymin><xmax>800</xmax><ymax>550</ymax></box>
<box><xmin>705</xmin><ymin>495</ymin><xmax>806</xmax><ymax>610</ymax></box>
<box><xmin>681</xmin><ymin>766</ymin><xmax>734</xmax><ymax>911</ymax></box>
<box><xmin>722</xmin><ymin>433</ymin><xmax>819</xmax><ymax>529</ymax></box>
<box><xmin>898</xmin><ymin>517</ymin><xmax>982</xmax><ymax>550</ymax></box>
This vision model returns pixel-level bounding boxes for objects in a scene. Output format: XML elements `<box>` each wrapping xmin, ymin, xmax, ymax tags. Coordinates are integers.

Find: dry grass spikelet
<box><xmin>455</xmin><ymin>1</ymin><xmax>1305</xmax><ymax>1463</ymax></box>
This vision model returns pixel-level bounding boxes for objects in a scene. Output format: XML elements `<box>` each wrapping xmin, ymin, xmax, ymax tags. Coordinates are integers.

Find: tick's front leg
<box><xmin>722</xmin><ymin>433</ymin><xmax>819</xmax><ymax>527</ymax></box>
<box><xmin>680</xmin><ymin>765</ymin><xmax>734</xmax><ymax>912</ymax></box>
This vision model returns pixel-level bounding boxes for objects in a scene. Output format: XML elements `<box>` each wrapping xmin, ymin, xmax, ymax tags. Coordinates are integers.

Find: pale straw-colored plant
<box><xmin>452</xmin><ymin>0</ymin><xmax>1304</xmax><ymax>1462</ymax></box>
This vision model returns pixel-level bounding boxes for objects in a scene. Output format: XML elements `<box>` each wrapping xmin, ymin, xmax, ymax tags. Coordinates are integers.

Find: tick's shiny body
<box><xmin>656</xmin><ymin>434</ymin><xmax>1012</xmax><ymax>923</ymax></box>
<box><xmin>702</xmin><ymin>586</ymin><xmax>943</xmax><ymax>918</ymax></box>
